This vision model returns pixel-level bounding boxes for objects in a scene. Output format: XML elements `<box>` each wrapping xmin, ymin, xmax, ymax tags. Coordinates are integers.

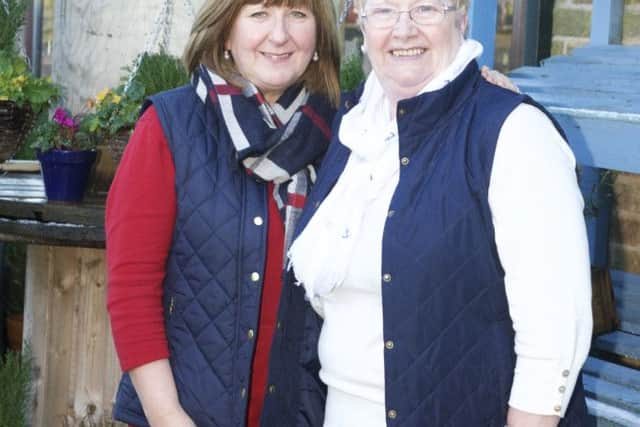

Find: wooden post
<box><xmin>23</xmin><ymin>246</ymin><xmax>123</xmax><ymax>426</ymax></box>
<box><xmin>467</xmin><ymin>0</ymin><xmax>498</xmax><ymax>68</ymax></box>
<box><xmin>591</xmin><ymin>0</ymin><xmax>624</xmax><ymax>46</ymax></box>
<box><xmin>509</xmin><ymin>0</ymin><xmax>541</xmax><ymax>68</ymax></box>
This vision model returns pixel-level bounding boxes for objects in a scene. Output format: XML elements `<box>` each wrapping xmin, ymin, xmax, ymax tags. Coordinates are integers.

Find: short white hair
<box><xmin>355</xmin><ymin>0</ymin><xmax>469</xmax><ymax>11</ymax></box>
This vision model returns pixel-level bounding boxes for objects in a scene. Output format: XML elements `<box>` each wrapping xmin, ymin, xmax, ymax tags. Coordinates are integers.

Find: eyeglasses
<box><xmin>360</xmin><ymin>3</ymin><xmax>457</xmax><ymax>29</ymax></box>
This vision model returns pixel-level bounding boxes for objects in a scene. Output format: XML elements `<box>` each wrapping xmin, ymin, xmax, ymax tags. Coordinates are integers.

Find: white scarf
<box><xmin>288</xmin><ymin>40</ymin><xmax>484</xmax><ymax>305</ymax></box>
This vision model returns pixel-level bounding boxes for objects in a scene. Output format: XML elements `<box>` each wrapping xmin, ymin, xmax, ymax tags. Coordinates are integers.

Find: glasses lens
<box><xmin>411</xmin><ymin>4</ymin><xmax>444</xmax><ymax>25</ymax></box>
<box><xmin>367</xmin><ymin>7</ymin><xmax>398</xmax><ymax>28</ymax></box>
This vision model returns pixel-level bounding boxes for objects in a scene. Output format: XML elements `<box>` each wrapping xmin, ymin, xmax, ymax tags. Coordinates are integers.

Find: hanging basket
<box><xmin>107</xmin><ymin>128</ymin><xmax>133</xmax><ymax>165</ymax></box>
<box><xmin>0</xmin><ymin>101</ymin><xmax>34</xmax><ymax>162</ymax></box>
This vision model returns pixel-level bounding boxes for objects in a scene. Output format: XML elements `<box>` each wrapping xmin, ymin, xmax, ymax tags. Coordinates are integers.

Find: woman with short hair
<box><xmin>289</xmin><ymin>1</ymin><xmax>593</xmax><ymax>426</ymax></box>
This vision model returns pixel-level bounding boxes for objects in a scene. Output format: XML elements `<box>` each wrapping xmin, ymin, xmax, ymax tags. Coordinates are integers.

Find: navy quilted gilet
<box><xmin>112</xmin><ymin>86</ymin><xmax>326</xmax><ymax>427</ymax></box>
<box><xmin>295</xmin><ymin>61</ymin><xmax>592</xmax><ymax>427</ymax></box>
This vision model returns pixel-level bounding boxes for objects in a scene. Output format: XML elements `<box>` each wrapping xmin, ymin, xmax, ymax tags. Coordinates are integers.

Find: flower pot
<box><xmin>6</xmin><ymin>314</ymin><xmax>23</xmax><ymax>352</ymax></box>
<box><xmin>0</xmin><ymin>101</ymin><xmax>33</xmax><ymax>162</ymax></box>
<box><xmin>37</xmin><ymin>149</ymin><xmax>98</xmax><ymax>202</ymax></box>
<box><xmin>107</xmin><ymin>128</ymin><xmax>132</xmax><ymax>166</ymax></box>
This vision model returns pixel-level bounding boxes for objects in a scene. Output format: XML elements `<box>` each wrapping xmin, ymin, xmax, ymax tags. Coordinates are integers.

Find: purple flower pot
<box><xmin>37</xmin><ymin>149</ymin><xmax>97</xmax><ymax>202</ymax></box>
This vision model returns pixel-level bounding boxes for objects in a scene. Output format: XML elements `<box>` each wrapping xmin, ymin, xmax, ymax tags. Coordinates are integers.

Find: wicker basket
<box><xmin>107</xmin><ymin>128</ymin><xmax>133</xmax><ymax>165</ymax></box>
<box><xmin>0</xmin><ymin>101</ymin><xmax>33</xmax><ymax>162</ymax></box>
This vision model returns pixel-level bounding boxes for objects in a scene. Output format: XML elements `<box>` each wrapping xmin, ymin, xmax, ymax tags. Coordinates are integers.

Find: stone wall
<box><xmin>551</xmin><ymin>0</ymin><xmax>640</xmax><ymax>54</ymax></box>
<box><xmin>551</xmin><ymin>0</ymin><xmax>640</xmax><ymax>273</ymax></box>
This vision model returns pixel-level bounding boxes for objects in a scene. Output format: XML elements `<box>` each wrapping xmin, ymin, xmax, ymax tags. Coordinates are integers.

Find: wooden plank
<box><xmin>467</xmin><ymin>0</ymin><xmax>497</xmax><ymax>68</ymax></box>
<box><xmin>586</xmin><ymin>397</ymin><xmax>640</xmax><ymax>427</ymax></box>
<box><xmin>0</xmin><ymin>160</ymin><xmax>40</xmax><ymax>172</ymax></box>
<box><xmin>583</xmin><ymin>357</ymin><xmax>640</xmax><ymax>391</ymax></box>
<box><xmin>70</xmin><ymin>248</ymin><xmax>121</xmax><ymax>423</ymax></box>
<box><xmin>590</xmin><ymin>0</ymin><xmax>625</xmax><ymax>46</ymax></box>
<box><xmin>24</xmin><ymin>246</ymin><xmax>122</xmax><ymax>425</ymax></box>
<box><xmin>23</xmin><ymin>245</ymin><xmax>52</xmax><ymax>426</ymax></box>
<box><xmin>509</xmin><ymin>0</ymin><xmax>541</xmax><ymax>68</ymax></box>
<box><xmin>0</xmin><ymin>218</ymin><xmax>105</xmax><ymax>248</ymax></box>
<box><xmin>593</xmin><ymin>331</ymin><xmax>640</xmax><ymax>363</ymax></box>
<box><xmin>43</xmin><ymin>246</ymin><xmax>79</xmax><ymax>424</ymax></box>
<box><xmin>551</xmin><ymin>113</ymin><xmax>640</xmax><ymax>173</ymax></box>
<box><xmin>0</xmin><ymin>199</ymin><xmax>105</xmax><ymax>226</ymax></box>
<box><xmin>610</xmin><ymin>270</ymin><xmax>640</xmax><ymax>335</ymax></box>
<box><xmin>510</xmin><ymin>68</ymin><xmax>640</xmax><ymax>95</ymax></box>
<box><xmin>542</xmin><ymin>52</ymin><xmax>640</xmax><ymax>66</ymax></box>
<box><xmin>583</xmin><ymin>371</ymin><xmax>640</xmax><ymax>414</ymax></box>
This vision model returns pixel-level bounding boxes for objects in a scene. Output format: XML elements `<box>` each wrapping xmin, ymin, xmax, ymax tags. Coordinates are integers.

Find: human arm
<box><xmin>106</xmin><ymin>107</ymin><xmax>194</xmax><ymax>425</ymax></box>
<box><xmin>129</xmin><ymin>360</ymin><xmax>197</xmax><ymax>427</ymax></box>
<box><xmin>488</xmin><ymin>104</ymin><xmax>593</xmax><ymax>424</ymax></box>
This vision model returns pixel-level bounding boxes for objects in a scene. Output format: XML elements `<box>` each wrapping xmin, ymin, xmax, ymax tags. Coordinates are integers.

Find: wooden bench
<box><xmin>506</xmin><ymin>3</ymin><xmax>640</xmax><ymax>423</ymax></box>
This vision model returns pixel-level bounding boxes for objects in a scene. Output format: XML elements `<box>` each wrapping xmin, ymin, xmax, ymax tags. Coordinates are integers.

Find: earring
<box><xmin>312</xmin><ymin>51</ymin><xmax>319</xmax><ymax>62</ymax></box>
<box><xmin>224</xmin><ymin>50</ymin><xmax>231</xmax><ymax>60</ymax></box>
<box><xmin>360</xmin><ymin>43</ymin><xmax>367</xmax><ymax>54</ymax></box>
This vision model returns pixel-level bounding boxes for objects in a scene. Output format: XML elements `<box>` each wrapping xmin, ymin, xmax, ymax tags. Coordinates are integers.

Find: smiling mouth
<box><xmin>391</xmin><ymin>48</ymin><xmax>426</xmax><ymax>57</ymax></box>
<box><xmin>262</xmin><ymin>52</ymin><xmax>293</xmax><ymax>60</ymax></box>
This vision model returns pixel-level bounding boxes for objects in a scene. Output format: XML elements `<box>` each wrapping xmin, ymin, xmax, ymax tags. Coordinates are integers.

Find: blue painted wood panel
<box><xmin>509</xmin><ymin>46</ymin><xmax>640</xmax><ymax>174</ymax></box>
<box><xmin>591</xmin><ymin>0</ymin><xmax>624</xmax><ymax>46</ymax></box>
<box><xmin>610</xmin><ymin>270</ymin><xmax>640</xmax><ymax>335</ymax></box>
<box><xmin>467</xmin><ymin>1</ymin><xmax>497</xmax><ymax>68</ymax></box>
<box><xmin>583</xmin><ymin>357</ymin><xmax>640</xmax><ymax>425</ymax></box>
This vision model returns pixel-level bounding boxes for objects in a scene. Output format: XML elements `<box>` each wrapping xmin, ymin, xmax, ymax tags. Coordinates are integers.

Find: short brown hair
<box><xmin>183</xmin><ymin>0</ymin><xmax>341</xmax><ymax>107</ymax></box>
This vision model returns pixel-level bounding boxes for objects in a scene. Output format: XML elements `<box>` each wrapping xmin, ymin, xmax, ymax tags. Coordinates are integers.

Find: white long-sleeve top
<box><xmin>313</xmin><ymin>81</ymin><xmax>592</xmax><ymax>426</ymax></box>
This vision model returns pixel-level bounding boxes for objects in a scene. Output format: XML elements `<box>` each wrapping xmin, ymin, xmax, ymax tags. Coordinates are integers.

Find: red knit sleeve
<box><xmin>106</xmin><ymin>106</ymin><xmax>176</xmax><ymax>371</ymax></box>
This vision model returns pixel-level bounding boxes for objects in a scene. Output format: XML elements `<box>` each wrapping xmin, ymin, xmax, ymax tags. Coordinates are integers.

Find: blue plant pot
<box><xmin>37</xmin><ymin>149</ymin><xmax>97</xmax><ymax>202</ymax></box>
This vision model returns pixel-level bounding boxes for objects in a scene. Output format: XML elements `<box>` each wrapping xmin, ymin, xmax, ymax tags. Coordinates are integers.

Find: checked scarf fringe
<box><xmin>192</xmin><ymin>65</ymin><xmax>333</xmax><ymax>261</ymax></box>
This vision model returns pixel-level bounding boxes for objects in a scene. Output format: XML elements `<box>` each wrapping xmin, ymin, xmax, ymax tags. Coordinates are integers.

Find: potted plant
<box><xmin>0</xmin><ymin>0</ymin><xmax>59</xmax><ymax>162</ymax></box>
<box><xmin>4</xmin><ymin>242</ymin><xmax>26</xmax><ymax>352</ymax></box>
<box><xmin>27</xmin><ymin>107</ymin><xmax>97</xmax><ymax>202</ymax></box>
<box><xmin>0</xmin><ymin>348</ymin><xmax>32</xmax><ymax>427</ymax></box>
<box><xmin>84</xmin><ymin>51</ymin><xmax>189</xmax><ymax>165</ymax></box>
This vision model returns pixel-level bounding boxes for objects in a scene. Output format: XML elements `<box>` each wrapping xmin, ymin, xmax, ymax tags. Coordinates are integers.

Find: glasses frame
<box><xmin>360</xmin><ymin>3</ymin><xmax>458</xmax><ymax>29</ymax></box>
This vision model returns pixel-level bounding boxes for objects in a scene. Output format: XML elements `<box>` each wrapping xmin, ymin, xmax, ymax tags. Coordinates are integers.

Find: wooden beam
<box><xmin>468</xmin><ymin>0</ymin><xmax>497</xmax><ymax>68</ymax></box>
<box><xmin>509</xmin><ymin>0</ymin><xmax>541</xmax><ymax>68</ymax></box>
<box><xmin>591</xmin><ymin>0</ymin><xmax>624</xmax><ymax>46</ymax></box>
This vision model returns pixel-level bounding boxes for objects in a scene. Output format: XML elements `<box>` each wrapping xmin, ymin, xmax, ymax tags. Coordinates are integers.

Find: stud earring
<box><xmin>360</xmin><ymin>42</ymin><xmax>367</xmax><ymax>54</ymax></box>
<box><xmin>312</xmin><ymin>51</ymin><xmax>319</xmax><ymax>62</ymax></box>
<box><xmin>224</xmin><ymin>50</ymin><xmax>231</xmax><ymax>60</ymax></box>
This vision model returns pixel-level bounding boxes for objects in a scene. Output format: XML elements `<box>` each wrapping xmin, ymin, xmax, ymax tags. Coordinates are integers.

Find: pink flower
<box><xmin>53</xmin><ymin>107</ymin><xmax>79</xmax><ymax>129</ymax></box>
<box><xmin>63</xmin><ymin>117</ymin><xmax>78</xmax><ymax>128</ymax></box>
<box><xmin>53</xmin><ymin>107</ymin><xmax>68</xmax><ymax>125</ymax></box>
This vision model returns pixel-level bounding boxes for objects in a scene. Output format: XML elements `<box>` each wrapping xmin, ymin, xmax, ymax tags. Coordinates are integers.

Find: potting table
<box><xmin>0</xmin><ymin>172</ymin><xmax>122</xmax><ymax>425</ymax></box>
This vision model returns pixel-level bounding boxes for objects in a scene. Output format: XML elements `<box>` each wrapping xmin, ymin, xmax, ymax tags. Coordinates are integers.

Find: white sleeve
<box><xmin>488</xmin><ymin>103</ymin><xmax>593</xmax><ymax>417</ymax></box>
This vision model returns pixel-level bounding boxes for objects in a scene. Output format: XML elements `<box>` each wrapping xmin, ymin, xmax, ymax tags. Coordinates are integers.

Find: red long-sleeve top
<box><xmin>106</xmin><ymin>106</ymin><xmax>284</xmax><ymax>427</ymax></box>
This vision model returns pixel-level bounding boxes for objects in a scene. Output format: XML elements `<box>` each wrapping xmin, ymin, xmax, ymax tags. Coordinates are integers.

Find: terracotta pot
<box><xmin>6</xmin><ymin>314</ymin><xmax>23</xmax><ymax>352</ymax></box>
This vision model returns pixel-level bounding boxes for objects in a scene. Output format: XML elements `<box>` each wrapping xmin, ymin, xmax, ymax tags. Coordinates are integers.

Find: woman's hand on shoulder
<box><xmin>481</xmin><ymin>65</ymin><xmax>521</xmax><ymax>94</ymax></box>
<box><xmin>506</xmin><ymin>407</ymin><xmax>560</xmax><ymax>427</ymax></box>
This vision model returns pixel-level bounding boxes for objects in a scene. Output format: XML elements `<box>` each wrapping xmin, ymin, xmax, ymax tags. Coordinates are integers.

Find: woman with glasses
<box><xmin>289</xmin><ymin>1</ymin><xmax>593</xmax><ymax>426</ymax></box>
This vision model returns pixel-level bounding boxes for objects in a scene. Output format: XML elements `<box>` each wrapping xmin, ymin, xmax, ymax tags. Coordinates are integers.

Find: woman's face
<box><xmin>225</xmin><ymin>3</ymin><xmax>317</xmax><ymax>103</ymax></box>
<box><xmin>361</xmin><ymin>0</ymin><xmax>465</xmax><ymax>102</ymax></box>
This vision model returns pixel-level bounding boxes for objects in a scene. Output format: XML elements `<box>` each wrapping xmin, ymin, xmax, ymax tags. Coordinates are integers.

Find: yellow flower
<box><xmin>112</xmin><ymin>95</ymin><xmax>122</xmax><ymax>104</ymax></box>
<box><xmin>95</xmin><ymin>88</ymin><xmax>110</xmax><ymax>104</ymax></box>
<box><xmin>12</xmin><ymin>75</ymin><xmax>27</xmax><ymax>85</ymax></box>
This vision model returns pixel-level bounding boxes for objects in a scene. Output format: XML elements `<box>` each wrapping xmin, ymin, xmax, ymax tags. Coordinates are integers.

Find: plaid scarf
<box><xmin>192</xmin><ymin>65</ymin><xmax>333</xmax><ymax>258</ymax></box>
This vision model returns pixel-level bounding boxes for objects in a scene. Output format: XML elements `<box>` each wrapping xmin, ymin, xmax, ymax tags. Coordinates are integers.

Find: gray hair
<box><xmin>354</xmin><ymin>0</ymin><xmax>470</xmax><ymax>11</ymax></box>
